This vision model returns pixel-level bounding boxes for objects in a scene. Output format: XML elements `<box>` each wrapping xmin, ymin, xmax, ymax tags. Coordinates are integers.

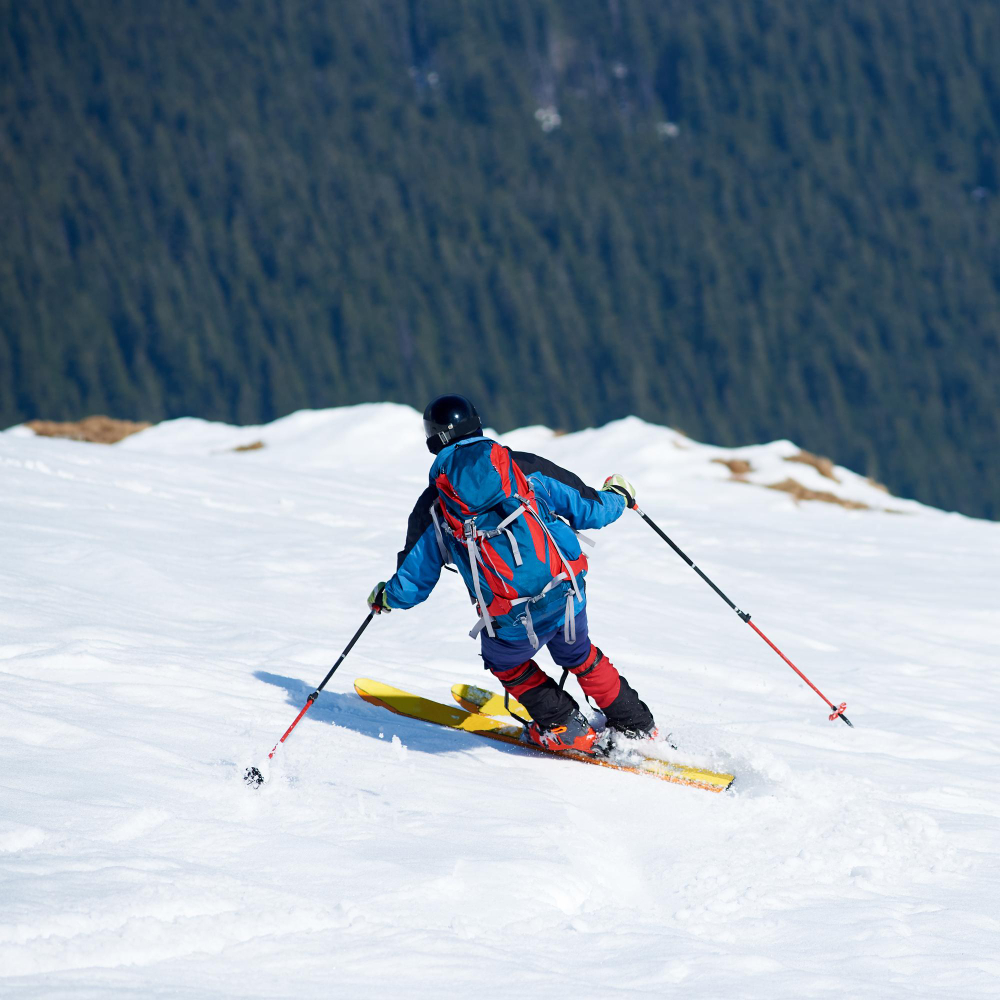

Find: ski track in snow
<box><xmin>2</xmin><ymin>405</ymin><xmax>999</xmax><ymax>998</ymax></box>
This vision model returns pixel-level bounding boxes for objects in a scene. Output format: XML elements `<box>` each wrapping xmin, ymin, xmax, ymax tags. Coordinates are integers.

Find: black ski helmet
<box><xmin>423</xmin><ymin>394</ymin><xmax>482</xmax><ymax>454</ymax></box>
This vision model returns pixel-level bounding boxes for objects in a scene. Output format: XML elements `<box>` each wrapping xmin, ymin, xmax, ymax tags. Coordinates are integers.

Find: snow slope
<box><xmin>2</xmin><ymin>405</ymin><xmax>998</xmax><ymax>999</ymax></box>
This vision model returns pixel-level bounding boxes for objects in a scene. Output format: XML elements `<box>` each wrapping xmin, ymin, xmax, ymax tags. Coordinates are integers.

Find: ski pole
<box><xmin>245</xmin><ymin>611</ymin><xmax>376</xmax><ymax>787</ymax></box>
<box><xmin>632</xmin><ymin>505</ymin><xmax>853</xmax><ymax>727</ymax></box>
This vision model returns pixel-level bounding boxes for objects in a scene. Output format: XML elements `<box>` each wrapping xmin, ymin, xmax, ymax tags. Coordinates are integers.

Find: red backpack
<box><xmin>428</xmin><ymin>437</ymin><xmax>588</xmax><ymax>647</ymax></box>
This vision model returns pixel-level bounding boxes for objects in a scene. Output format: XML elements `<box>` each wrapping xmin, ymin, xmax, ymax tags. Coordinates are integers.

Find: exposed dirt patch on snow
<box><xmin>766</xmin><ymin>476</ymin><xmax>870</xmax><ymax>509</ymax></box>
<box><xmin>711</xmin><ymin>457</ymin><xmax>753</xmax><ymax>479</ymax></box>
<box><xmin>26</xmin><ymin>416</ymin><xmax>152</xmax><ymax>444</ymax></box>
<box><xmin>784</xmin><ymin>449</ymin><xmax>840</xmax><ymax>482</ymax></box>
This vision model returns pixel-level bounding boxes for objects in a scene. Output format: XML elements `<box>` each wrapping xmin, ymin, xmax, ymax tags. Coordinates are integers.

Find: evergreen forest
<box><xmin>2</xmin><ymin>0</ymin><xmax>998</xmax><ymax>518</ymax></box>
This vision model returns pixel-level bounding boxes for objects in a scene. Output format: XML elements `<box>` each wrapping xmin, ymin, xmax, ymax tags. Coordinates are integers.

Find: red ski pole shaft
<box><xmin>246</xmin><ymin>611</ymin><xmax>376</xmax><ymax>786</ymax></box>
<box><xmin>265</xmin><ymin>697</ymin><xmax>315</xmax><ymax>761</ymax></box>
<box><xmin>745</xmin><ymin>620</ymin><xmax>851</xmax><ymax>724</ymax></box>
<box><xmin>632</xmin><ymin>505</ymin><xmax>852</xmax><ymax>727</ymax></box>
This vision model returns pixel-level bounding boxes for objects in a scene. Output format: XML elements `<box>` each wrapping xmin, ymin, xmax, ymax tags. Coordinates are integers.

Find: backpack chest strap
<box><xmin>476</xmin><ymin>503</ymin><xmax>526</xmax><ymax>567</ymax></box>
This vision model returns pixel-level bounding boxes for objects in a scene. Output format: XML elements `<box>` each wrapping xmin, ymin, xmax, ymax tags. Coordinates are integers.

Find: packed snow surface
<box><xmin>2</xmin><ymin>405</ymin><xmax>999</xmax><ymax>998</ymax></box>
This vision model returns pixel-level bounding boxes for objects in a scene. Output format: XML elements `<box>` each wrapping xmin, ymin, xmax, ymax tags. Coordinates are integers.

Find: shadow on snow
<box><xmin>253</xmin><ymin>669</ymin><xmax>533</xmax><ymax>759</ymax></box>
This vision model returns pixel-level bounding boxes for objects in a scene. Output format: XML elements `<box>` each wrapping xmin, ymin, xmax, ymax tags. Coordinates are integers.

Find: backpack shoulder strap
<box><xmin>429</xmin><ymin>503</ymin><xmax>458</xmax><ymax>573</ymax></box>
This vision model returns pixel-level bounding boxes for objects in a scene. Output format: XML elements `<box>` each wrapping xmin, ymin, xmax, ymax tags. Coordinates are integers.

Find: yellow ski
<box><xmin>356</xmin><ymin>678</ymin><xmax>734</xmax><ymax>793</ymax></box>
<box><xmin>451</xmin><ymin>682</ymin><xmax>528</xmax><ymax>719</ymax></box>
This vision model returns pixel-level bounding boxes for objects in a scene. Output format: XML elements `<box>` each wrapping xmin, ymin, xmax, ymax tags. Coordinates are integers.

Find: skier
<box><xmin>367</xmin><ymin>394</ymin><xmax>656</xmax><ymax>755</ymax></box>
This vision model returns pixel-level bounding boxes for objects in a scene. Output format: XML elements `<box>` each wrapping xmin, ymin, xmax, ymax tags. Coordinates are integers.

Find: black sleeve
<box><xmin>396</xmin><ymin>483</ymin><xmax>439</xmax><ymax>570</ymax></box>
<box><xmin>510</xmin><ymin>450</ymin><xmax>602</xmax><ymax>501</ymax></box>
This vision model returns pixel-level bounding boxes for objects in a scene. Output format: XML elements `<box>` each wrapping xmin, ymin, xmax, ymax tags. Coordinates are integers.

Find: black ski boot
<box><xmin>602</xmin><ymin>675</ymin><xmax>657</xmax><ymax>740</ymax></box>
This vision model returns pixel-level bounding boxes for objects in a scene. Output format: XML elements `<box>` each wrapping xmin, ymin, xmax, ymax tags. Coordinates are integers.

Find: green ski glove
<box><xmin>601</xmin><ymin>474</ymin><xmax>637</xmax><ymax>508</ymax></box>
<box><xmin>367</xmin><ymin>581</ymin><xmax>392</xmax><ymax>614</ymax></box>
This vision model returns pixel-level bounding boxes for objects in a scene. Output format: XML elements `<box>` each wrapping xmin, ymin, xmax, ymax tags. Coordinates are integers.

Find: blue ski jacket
<box><xmin>383</xmin><ymin>438</ymin><xmax>626</xmax><ymax>643</ymax></box>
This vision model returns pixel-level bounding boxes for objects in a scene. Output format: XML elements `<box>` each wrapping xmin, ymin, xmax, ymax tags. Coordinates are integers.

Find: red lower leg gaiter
<box><xmin>492</xmin><ymin>659</ymin><xmax>549</xmax><ymax>700</ymax></box>
<box><xmin>569</xmin><ymin>645</ymin><xmax>621</xmax><ymax>708</ymax></box>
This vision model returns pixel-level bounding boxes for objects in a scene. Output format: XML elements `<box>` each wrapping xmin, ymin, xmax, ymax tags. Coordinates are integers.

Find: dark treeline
<box><xmin>1</xmin><ymin>0</ymin><xmax>998</xmax><ymax>517</ymax></box>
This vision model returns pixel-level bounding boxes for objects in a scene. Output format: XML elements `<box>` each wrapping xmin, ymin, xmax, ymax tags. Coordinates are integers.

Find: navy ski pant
<box><xmin>480</xmin><ymin>607</ymin><xmax>591</xmax><ymax>673</ymax></box>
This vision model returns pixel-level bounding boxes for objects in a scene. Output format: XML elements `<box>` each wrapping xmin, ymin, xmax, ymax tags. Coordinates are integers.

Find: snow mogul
<box><xmin>367</xmin><ymin>393</ymin><xmax>656</xmax><ymax>755</ymax></box>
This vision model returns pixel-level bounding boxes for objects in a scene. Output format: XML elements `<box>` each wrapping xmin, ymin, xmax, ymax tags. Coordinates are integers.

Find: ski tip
<box><xmin>452</xmin><ymin>682</ymin><xmax>529</xmax><ymax>720</ymax></box>
<box><xmin>451</xmin><ymin>682</ymin><xmax>490</xmax><ymax>714</ymax></box>
<box><xmin>244</xmin><ymin>766</ymin><xmax>265</xmax><ymax>788</ymax></box>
